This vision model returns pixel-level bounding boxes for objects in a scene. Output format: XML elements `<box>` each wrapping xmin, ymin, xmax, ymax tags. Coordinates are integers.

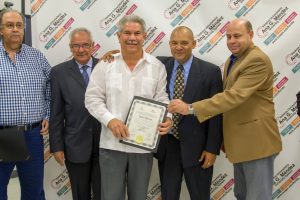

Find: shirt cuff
<box><xmin>102</xmin><ymin>112</ymin><xmax>116</xmax><ymax>127</ymax></box>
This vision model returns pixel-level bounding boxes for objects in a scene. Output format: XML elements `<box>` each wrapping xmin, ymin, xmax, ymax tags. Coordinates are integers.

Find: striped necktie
<box><xmin>81</xmin><ymin>65</ymin><xmax>89</xmax><ymax>85</ymax></box>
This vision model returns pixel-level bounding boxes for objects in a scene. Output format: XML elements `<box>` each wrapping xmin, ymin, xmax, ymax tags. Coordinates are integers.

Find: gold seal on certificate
<box><xmin>120</xmin><ymin>96</ymin><xmax>168</xmax><ymax>152</ymax></box>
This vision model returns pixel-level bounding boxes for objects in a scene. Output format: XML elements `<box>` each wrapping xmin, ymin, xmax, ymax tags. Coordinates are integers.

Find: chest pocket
<box><xmin>107</xmin><ymin>73</ymin><xmax>122</xmax><ymax>93</ymax></box>
<box><xmin>141</xmin><ymin>77</ymin><xmax>156</xmax><ymax>98</ymax></box>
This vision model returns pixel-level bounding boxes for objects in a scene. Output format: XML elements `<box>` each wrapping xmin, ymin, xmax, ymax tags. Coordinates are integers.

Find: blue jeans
<box><xmin>0</xmin><ymin>127</ymin><xmax>45</xmax><ymax>200</ymax></box>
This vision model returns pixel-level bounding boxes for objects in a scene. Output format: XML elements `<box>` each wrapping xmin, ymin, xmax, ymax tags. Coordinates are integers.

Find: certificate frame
<box><xmin>120</xmin><ymin>96</ymin><xmax>168</xmax><ymax>152</ymax></box>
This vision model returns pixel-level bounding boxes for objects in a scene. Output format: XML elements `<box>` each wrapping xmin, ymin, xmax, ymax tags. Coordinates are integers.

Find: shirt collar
<box><xmin>174</xmin><ymin>55</ymin><xmax>193</xmax><ymax>72</ymax></box>
<box><xmin>115</xmin><ymin>50</ymin><xmax>151</xmax><ymax>64</ymax></box>
<box><xmin>0</xmin><ymin>41</ymin><xmax>23</xmax><ymax>55</ymax></box>
<box><xmin>76</xmin><ymin>57</ymin><xmax>93</xmax><ymax>69</ymax></box>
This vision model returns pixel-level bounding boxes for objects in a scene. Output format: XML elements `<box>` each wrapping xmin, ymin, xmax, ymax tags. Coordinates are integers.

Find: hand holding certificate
<box><xmin>120</xmin><ymin>96</ymin><xmax>168</xmax><ymax>152</ymax></box>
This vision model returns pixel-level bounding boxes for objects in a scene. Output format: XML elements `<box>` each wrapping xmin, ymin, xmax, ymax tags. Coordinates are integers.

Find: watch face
<box><xmin>188</xmin><ymin>104</ymin><xmax>194</xmax><ymax>114</ymax></box>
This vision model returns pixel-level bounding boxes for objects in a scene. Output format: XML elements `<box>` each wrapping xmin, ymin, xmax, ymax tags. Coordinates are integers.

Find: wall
<box><xmin>30</xmin><ymin>0</ymin><xmax>300</xmax><ymax>199</ymax></box>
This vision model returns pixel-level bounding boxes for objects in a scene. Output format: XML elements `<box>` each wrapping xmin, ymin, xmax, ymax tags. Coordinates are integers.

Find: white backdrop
<box><xmin>30</xmin><ymin>0</ymin><xmax>300</xmax><ymax>199</ymax></box>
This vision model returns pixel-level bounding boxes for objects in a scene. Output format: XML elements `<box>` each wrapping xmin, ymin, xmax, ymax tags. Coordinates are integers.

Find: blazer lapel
<box><xmin>182</xmin><ymin>59</ymin><xmax>199</xmax><ymax>103</ymax></box>
<box><xmin>223</xmin><ymin>58</ymin><xmax>230</xmax><ymax>88</ymax></box>
<box><xmin>165</xmin><ymin>59</ymin><xmax>175</xmax><ymax>100</ymax></box>
<box><xmin>91</xmin><ymin>57</ymin><xmax>99</xmax><ymax>70</ymax></box>
<box><xmin>67</xmin><ymin>59</ymin><xmax>86</xmax><ymax>88</ymax></box>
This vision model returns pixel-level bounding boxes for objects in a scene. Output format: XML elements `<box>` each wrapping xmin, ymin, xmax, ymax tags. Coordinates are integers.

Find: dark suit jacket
<box><xmin>297</xmin><ymin>91</ymin><xmax>300</xmax><ymax>116</ymax></box>
<box><xmin>49</xmin><ymin>57</ymin><xmax>101</xmax><ymax>163</ymax></box>
<box><xmin>156</xmin><ymin>56</ymin><xmax>223</xmax><ymax>168</ymax></box>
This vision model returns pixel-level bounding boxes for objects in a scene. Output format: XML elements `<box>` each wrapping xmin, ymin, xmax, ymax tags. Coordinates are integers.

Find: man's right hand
<box><xmin>100</xmin><ymin>49</ymin><xmax>120</xmax><ymax>62</ymax></box>
<box><xmin>53</xmin><ymin>151</ymin><xmax>65</xmax><ymax>166</ymax></box>
<box><xmin>107</xmin><ymin>118</ymin><xmax>129</xmax><ymax>139</ymax></box>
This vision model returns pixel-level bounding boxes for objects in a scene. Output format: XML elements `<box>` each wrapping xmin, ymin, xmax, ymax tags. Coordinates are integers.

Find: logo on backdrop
<box><xmin>72</xmin><ymin>0</ymin><xmax>84</xmax><ymax>3</ymax></box>
<box><xmin>43</xmin><ymin>136</ymin><xmax>52</xmax><ymax>163</ymax></box>
<box><xmin>38</xmin><ymin>13</ymin><xmax>75</xmax><ymax>50</ymax></box>
<box><xmin>273</xmin><ymin>164</ymin><xmax>300</xmax><ymax>199</ymax></box>
<box><xmin>227</xmin><ymin>0</ymin><xmax>245</xmax><ymax>10</ymax></box>
<box><xmin>227</xmin><ymin>0</ymin><xmax>261</xmax><ymax>18</ymax></box>
<box><xmin>74</xmin><ymin>0</ymin><xmax>98</xmax><ymax>11</ymax></box>
<box><xmin>277</xmin><ymin>102</ymin><xmax>300</xmax><ymax>136</ymax></box>
<box><xmin>143</xmin><ymin>26</ymin><xmax>166</xmax><ymax>54</ymax></box>
<box><xmin>51</xmin><ymin>169</ymin><xmax>71</xmax><ymax>197</ymax></box>
<box><xmin>196</xmin><ymin>17</ymin><xmax>229</xmax><ymax>55</ymax></box>
<box><xmin>210</xmin><ymin>173</ymin><xmax>234</xmax><ymax>200</ymax></box>
<box><xmin>263</xmin><ymin>9</ymin><xmax>298</xmax><ymax>45</ymax></box>
<box><xmin>31</xmin><ymin>0</ymin><xmax>48</xmax><ymax>16</ymax></box>
<box><xmin>99</xmin><ymin>0</ymin><xmax>138</xmax><ymax>38</ymax></box>
<box><xmin>273</xmin><ymin>74</ymin><xmax>288</xmax><ymax>99</ymax></box>
<box><xmin>256</xmin><ymin>7</ymin><xmax>289</xmax><ymax>38</ymax></box>
<box><xmin>164</xmin><ymin>0</ymin><xmax>189</xmax><ymax>19</ymax></box>
<box><xmin>147</xmin><ymin>183</ymin><xmax>161</xmax><ymax>200</ymax></box>
<box><xmin>165</xmin><ymin>0</ymin><xmax>202</xmax><ymax>27</ymax></box>
<box><xmin>285</xmin><ymin>44</ymin><xmax>300</xmax><ymax>74</ymax></box>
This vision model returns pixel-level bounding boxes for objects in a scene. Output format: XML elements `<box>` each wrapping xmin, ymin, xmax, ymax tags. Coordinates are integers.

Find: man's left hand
<box><xmin>158</xmin><ymin>117</ymin><xmax>172</xmax><ymax>135</ymax></box>
<box><xmin>168</xmin><ymin>99</ymin><xmax>189</xmax><ymax>115</ymax></box>
<box><xmin>199</xmin><ymin>151</ymin><xmax>216</xmax><ymax>169</ymax></box>
<box><xmin>40</xmin><ymin>119</ymin><xmax>49</xmax><ymax>135</ymax></box>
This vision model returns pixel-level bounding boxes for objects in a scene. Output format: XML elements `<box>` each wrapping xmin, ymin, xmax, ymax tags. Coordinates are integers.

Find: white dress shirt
<box><xmin>85</xmin><ymin>51</ymin><xmax>169</xmax><ymax>153</ymax></box>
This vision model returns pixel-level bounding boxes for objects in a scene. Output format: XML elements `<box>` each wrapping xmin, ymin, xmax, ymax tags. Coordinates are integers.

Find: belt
<box><xmin>0</xmin><ymin>121</ymin><xmax>41</xmax><ymax>131</ymax></box>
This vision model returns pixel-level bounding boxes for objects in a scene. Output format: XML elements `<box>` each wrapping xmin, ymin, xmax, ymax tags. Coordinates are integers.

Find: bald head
<box><xmin>171</xmin><ymin>26</ymin><xmax>194</xmax><ymax>40</ymax></box>
<box><xmin>226</xmin><ymin>19</ymin><xmax>254</xmax><ymax>56</ymax></box>
<box><xmin>228</xmin><ymin>19</ymin><xmax>253</xmax><ymax>32</ymax></box>
<box><xmin>169</xmin><ymin>26</ymin><xmax>196</xmax><ymax>64</ymax></box>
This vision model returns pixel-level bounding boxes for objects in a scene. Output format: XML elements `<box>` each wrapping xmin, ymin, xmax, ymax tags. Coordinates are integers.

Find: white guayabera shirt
<box><xmin>85</xmin><ymin>51</ymin><xmax>170</xmax><ymax>153</ymax></box>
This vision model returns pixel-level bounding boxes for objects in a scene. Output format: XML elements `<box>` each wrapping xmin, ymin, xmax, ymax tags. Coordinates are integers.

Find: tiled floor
<box><xmin>7</xmin><ymin>177</ymin><xmax>21</xmax><ymax>199</ymax></box>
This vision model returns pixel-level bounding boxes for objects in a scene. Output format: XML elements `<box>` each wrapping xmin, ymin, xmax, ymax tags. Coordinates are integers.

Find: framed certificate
<box><xmin>120</xmin><ymin>96</ymin><xmax>168</xmax><ymax>152</ymax></box>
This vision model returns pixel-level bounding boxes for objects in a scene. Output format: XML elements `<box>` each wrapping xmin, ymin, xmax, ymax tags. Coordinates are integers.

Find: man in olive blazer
<box><xmin>169</xmin><ymin>19</ymin><xmax>282</xmax><ymax>200</ymax></box>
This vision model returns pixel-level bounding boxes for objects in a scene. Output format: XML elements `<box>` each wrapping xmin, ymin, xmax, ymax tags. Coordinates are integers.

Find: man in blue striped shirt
<box><xmin>0</xmin><ymin>9</ymin><xmax>51</xmax><ymax>200</ymax></box>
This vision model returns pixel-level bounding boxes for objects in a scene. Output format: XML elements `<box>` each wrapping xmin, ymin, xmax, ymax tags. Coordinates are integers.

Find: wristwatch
<box><xmin>188</xmin><ymin>104</ymin><xmax>194</xmax><ymax>115</ymax></box>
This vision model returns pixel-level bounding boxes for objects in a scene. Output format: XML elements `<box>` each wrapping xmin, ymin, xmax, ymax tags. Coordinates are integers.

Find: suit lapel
<box><xmin>67</xmin><ymin>59</ymin><xmax>86</xmax><ymax>88</ymax></box>
<box><xmin>182</xmin><ymin>58</ymin><xmax>199</xmax><ymax>103</ymax></box>
<box><xmin>223</xmin><ymin>58</ymin><xmax>230</xmax><ymax>88</ymax></box>
<box><xmin>91</xmin><ymin>57</ymin><xmax>99</xmax><ymax>70</ymax></box>
<box><xmin>165</xmin><ymin>59</ymin><xmax>175</xmax><ymax>100</ymax></box>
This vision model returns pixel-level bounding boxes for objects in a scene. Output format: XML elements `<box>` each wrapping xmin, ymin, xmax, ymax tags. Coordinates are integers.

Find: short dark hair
<box><xmin>244</xmin><ymin>20</ymin><xmax>253</xmax><ymax>32</ymax></box>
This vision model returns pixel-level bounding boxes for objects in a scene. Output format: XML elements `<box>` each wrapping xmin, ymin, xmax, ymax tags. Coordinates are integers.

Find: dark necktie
<box><xmin>227</xmin><ymin>55</ymin><xmax>237</xmax><ymax>76</ymax></box>
<box><xmin>172</xmin><ymin>65</ymin><xmax>184</xmax><ymax>139</ymax></box>
<box><xmin>81</xmin><ymin>65</ymin><xmax>89</xmax><ymax>85</ymax></box>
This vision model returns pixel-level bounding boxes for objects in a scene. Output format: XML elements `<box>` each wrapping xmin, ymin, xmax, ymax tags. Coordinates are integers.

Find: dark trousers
<box><xmin>158</xmin><ymin>135</ymin><xmax>213</xmax><ymax>200</ymax></box>
<box><xmin>65</xmin><ymin>133</ymin><xmax>101</xmax><ymax>200</ymax></box>
<box><xmin>0</xmin><ymin>127</ymin><xmax>45</xmax><ymax>200</ymax></box>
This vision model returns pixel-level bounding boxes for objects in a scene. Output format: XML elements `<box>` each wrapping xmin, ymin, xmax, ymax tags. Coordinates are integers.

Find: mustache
<box><xmin>125</xmin><ymin>41</ymin><xmax>138</xmax><ymax>45</ymax></box>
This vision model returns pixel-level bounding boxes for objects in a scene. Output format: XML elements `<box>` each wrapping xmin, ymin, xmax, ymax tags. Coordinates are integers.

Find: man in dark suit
<box><xmin>49</xmin><ymin>28</ymin><xmax>101</xmax><ymax>200</ymax></box>
<box><xmin>155</xmin><ymin>26</ymin><xmax>223</xmax><ymax>200</ymax></box>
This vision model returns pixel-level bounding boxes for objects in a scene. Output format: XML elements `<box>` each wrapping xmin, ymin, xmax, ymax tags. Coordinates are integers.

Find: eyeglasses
<box><xmin>70</xmin><ymin>43</ymin><xmax>92</xmax><ymax>50</ymax></box>
<box><xmin>1</xmin><ymin>22</ymin><xmax>24</xmax><ymax>30</ymax></box>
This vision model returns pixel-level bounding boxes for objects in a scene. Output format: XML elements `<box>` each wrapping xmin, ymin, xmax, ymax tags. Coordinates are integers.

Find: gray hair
<box><xmin>0</xmin><ymin>9</ymin><xmax>25</xmax><ymax>26</ymax></box>
<box><xmin>69</xmin><ymin>27</ymin><xmax>93</xmax><ymax>44</ymax></box>
<box><xmin>118</xmin><ymin>15</ymin><xmax>146</xmax><ymax>33</ymax></box>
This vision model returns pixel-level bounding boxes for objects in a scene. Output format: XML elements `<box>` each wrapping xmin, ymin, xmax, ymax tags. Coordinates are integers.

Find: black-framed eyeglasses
<box><xmin>70</xmin><ymin>43</ymin><xmax>92</xmax><ymax>50</ymax></box>
<box><xmin>0</xmin><ymin>22</ymin><xmax>24</xmax><ymax>30</ymax></box>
